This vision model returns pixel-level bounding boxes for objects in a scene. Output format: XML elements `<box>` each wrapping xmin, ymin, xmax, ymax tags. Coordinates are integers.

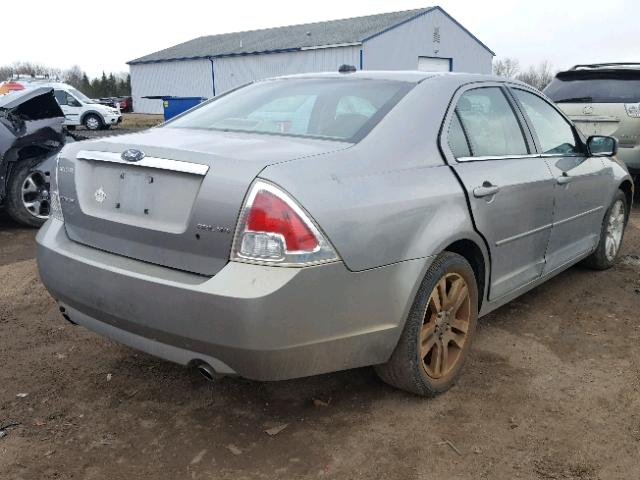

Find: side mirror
<box><xmin>587</xmin><ymin>135</ymin><xmax>618</xmax><ymax>157</ymax></box>
<box><xmin>67</xmin><ymin>97</ymin><xmax>82</xmax><ymax>107</ymax></box>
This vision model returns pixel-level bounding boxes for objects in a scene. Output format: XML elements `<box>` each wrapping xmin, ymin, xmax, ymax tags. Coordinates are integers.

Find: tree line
<box><xmin>492</xmin><ymin>58</ymin><xmax>555</xmax><ymax>90</ymax></box>
<box><xmin>0</xmin><ymin>62</ymin><xmax>130</xmax><ymax>98</ymax></box>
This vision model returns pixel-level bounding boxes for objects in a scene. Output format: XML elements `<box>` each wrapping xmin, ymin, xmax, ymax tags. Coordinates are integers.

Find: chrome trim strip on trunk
<box><xmin>76</xmin><ymin>150</ymin><xmax>209</xmax><ymax>176</ymax></box>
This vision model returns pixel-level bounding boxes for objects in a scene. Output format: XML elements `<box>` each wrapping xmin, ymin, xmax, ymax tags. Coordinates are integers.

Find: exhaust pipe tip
<box><xmin>195</xmin><ymin>362</ymin><xmax>223</xmax><ymax>383</ymax></box>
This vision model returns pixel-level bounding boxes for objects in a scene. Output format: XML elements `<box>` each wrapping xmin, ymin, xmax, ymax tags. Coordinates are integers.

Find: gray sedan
<box><xmin>36</xmin><ymin>71</ymin><xmax>633</xmax><ymax>396</ymax></box>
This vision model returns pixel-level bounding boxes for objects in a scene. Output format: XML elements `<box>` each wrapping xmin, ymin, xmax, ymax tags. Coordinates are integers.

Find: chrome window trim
<box><xmin>456</xmin><ymin>153</ymin><xmax>541</xmax><ymax>162</ymax></box>
<box><xmin>456</xmin><ymin>152</ymin><xmax>585</xmax><ymax>162</ymax></box>
<box><xmin>76</xmin><ymin>150</ymin><xmax>209</xmax><ymax>176</ymax></box>
<box><xmin>539</xmin><ymin>153</ymin><xmax>585</xmax><ymax>159</ymax></box>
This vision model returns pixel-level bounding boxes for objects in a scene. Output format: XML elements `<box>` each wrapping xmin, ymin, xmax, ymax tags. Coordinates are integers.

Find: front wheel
<box><xmin>584</xmin><ymin>190</ymin><xmax>628</xmax><ymax>270</ymax></box>
<box><xmin>5</xmin><ymin>161</ymin><xmax>50</xmax><ymax>227</ymax></box>
<box><xmin>375</xmin><ymin>252</ymin><xmax>478</xmax><ymax>396</ymax></box>
<box><xmin>83</xmin><ymin>113</ymin><xmax>103</xmax><ymax>131</ymax></box>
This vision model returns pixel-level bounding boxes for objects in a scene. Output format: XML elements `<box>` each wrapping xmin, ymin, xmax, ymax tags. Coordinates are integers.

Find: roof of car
<box><xmin>266</xmin><ymin>70</ymin><xmax>527</xmax><ymax>86</ymax></box>
<box><xmin>570</xmin><ymin>63</ymin><xmax>640</xmax><ymax>71</ymax></box>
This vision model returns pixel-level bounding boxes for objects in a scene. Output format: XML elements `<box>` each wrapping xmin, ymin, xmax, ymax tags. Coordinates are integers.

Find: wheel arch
<box><xmin>443</xmin><ymin>238</ymin><xmax>488</xmax><ymax>312</ymax></box>
<box><xmin>80</xmin><ymin>110</ymin><xmax>105</xmax><ymax>126</ymax></box>
<box><xmin>619</xmin><ymin>180</ymin><xmax>634</xmax><ymax>217</ymax></box>
<box><xmin>1</xmin><ymin>145</ymin><xmax>56</xmax><ymax>200</ymax></box>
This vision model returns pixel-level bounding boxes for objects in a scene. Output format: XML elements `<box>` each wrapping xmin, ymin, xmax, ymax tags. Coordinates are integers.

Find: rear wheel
<box><xmin>584</xmin><ymin>190</ymin><xmax>628</xmax><ymax>270</ymax></box>
<box><xmin>83</xmin><ymin>113</ymin><xmax>103</xmax><ymax>131</ymax></box>
<box><xmin>375</xmin><ymin>252</ymin><xmax>478</xmax><ymax>396</ymax></box>
<box><xmin>5</xmin><ymin>161</ymin><xmax>50</xmax><ymax>227</ymax></box>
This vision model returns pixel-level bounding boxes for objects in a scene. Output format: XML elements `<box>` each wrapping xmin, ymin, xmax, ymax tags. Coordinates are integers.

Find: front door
<box><xmin>53</xmin><ymin>90</ymin><xmax>82</xmax><ymax>126</ymax></box>
<box><xmin>446</xmin><ymin>86</ymin><xmax>555</xmax><ymax>300</ymax></box>
<box><xmin>510</xmin><ymin>88</ymin><xmax>608</xmax><ymax>273</ymax></box>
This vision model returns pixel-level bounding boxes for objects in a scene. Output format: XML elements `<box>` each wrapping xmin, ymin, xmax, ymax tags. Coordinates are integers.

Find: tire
<box><xmin>584</xmin><ymin>190</ymin><xmax>628</xmax><ymax>270</ymax></box>
<box><xmin>5</xmin><ymin>161</ymin><xmax>50</xmax><ymax>228</ymax></box>
<box><xmin>83</xmin><ymin>113</ymin><xmax>103</xmax><ymax>131</ymax></box>
<box><xmin>375</xmin><ymin>252</ymin><xmax>478</xmax><ymax>396</ymax></box>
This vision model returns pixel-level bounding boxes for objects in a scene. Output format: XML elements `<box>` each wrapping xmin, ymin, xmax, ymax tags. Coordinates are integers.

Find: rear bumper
<box><xmin>617</xmin><ymin>145</ymin><xmax>640</xmax><ymax>174</ymax></box>
<box><xmin>36</xmin><ymin>219</ymin><xmax>426</xmax><ymax>380</ymax></box>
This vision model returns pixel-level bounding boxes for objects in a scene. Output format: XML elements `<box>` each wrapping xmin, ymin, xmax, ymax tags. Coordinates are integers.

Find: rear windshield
<box><xmin>166</xmin><ymin>78</ymin><xmax>413</xmax><ymax>142</ymax></box>
<box><xmin>544</xmin><ymin>70</ymin><xmax>640</xmax><ymax>103</ymax></box>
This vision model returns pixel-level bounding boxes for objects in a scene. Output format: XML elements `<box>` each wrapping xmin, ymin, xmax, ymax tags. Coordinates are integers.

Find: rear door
<box><xmin>510</xmin><ymin>87</ymin><xmax>608</xmax><ymax>273</ymax></box>
<box><xmin>445</xmin><ymin>85</ymin><xmax>555</xmax><ymax>300</ymax></box>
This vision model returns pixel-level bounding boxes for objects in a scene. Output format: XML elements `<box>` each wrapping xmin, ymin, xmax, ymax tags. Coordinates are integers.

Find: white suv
<box><xmin>544</xmin><ymin>63</ymin><xmax>640</xmax><ymax>176</ymax></box>
<box><xmin>48</xmin><ymin>83</ymin><xmax>122</xmax><ymax>130</ymax></box>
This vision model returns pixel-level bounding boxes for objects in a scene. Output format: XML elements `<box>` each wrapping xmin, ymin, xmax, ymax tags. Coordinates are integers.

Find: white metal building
<box><xmin>128</xmin><ymin>7</ymin><xmax>494</xmax><ymax>114</ymax></box>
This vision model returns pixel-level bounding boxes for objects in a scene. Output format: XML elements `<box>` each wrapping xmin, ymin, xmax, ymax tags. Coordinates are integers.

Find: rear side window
<box><xmin>513</xmin><ymin>89</ymin><xmax>579</xmax><ymax>155</ymax></box>
<box><xmin>448</xmin><ymin>113</ymin><xmax>470</xmax><ymax>158</ymax></box>
<box><xmin>545</xmin><ymin>72</ymin><xmax>640</xmax><ymax>103</ymax></box>
<box><xmin>454</xmin><ymin>87</ymin><xmax>528</xmax><ymax>157</ymax></box>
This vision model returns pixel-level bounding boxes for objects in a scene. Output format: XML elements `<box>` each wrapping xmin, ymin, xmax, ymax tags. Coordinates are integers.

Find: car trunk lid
<box><xmin>57</xmin><ymin>127</ymin><xmax>349</xmax><ymax>276</ymax></box>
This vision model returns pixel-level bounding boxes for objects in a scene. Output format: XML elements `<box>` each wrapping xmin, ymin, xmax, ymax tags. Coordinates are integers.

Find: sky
<box><xmin>2</xmin><ymin>0</ymin><xmax>639</xmax><ymax>77</ymax></box>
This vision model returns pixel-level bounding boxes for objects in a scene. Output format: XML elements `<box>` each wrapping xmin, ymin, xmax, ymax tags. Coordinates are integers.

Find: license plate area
<box><xmin>74</xmin><ymin>160</ymin><xmax>203</xmax><ymax>233</ymax></box>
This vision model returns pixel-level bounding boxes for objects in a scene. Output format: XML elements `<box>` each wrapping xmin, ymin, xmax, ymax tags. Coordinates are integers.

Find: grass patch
<box><xmin>120</xmin><ymin>113</ymin><xmax>163</xmax><ymax>129</ymax></box>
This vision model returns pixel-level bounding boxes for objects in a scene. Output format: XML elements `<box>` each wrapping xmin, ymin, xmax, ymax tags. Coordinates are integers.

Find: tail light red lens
<box><xmin>231</xmin><ymin>180</ymin><xmax>339</xmax><ymax>266</ymax></box>
<box><xmin>246</xmin><ymin>189</ymin><xmax>318</xmax><ymax>251</ymax></box>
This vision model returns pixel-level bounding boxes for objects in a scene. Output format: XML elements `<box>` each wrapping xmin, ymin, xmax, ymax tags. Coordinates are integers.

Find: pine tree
<box><xmin>81</xmin><ymin>74</ymin><xmax>93</xmax><ymax>97</ymax></box>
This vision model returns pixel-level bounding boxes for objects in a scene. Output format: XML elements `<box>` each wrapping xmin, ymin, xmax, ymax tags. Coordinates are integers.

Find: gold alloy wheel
<box><xmin>419</xmin><ymin>272</ymin><xmax>471</xmax><ymax>379</ymax></box>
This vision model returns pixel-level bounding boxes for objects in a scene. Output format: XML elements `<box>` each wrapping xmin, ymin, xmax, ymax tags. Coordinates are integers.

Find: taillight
<box><xmin>624</xmin><ymin>103</ymin><xmax>640</xmax><ymax>118</ymax></box>
<box><xmin>231</xmin><ymin>180</ymin><xmax>339</xmax><ymax>266</ymax></box>
<box><xmin>50</xmin><ymin>155</ymin><xmax>64</xmax><ymax>222</ymax></box>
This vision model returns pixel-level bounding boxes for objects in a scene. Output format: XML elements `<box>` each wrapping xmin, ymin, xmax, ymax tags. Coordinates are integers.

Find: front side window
<box><xmin>513</xmin><ymin>89</ymin><xmax>579</xmax><ymax>155</ymax></box>
<box><xmin>54</xmin><ymin>90</ymin><xmax>68</xmax><ymax>105</ymax></box>
<box><xmin>454</xmin><ymin>87</ymin><xmax>528</xmax><ymax>157</ymax></box>
<box><xmin>166</xmin><ymin>78</ymin><xmax>412</xmax><ymax>142</ymax></box>
<box><xmin>68</xmin><ymin>88</ymin><xmax>93</xmax><ymax>104</ymax></box>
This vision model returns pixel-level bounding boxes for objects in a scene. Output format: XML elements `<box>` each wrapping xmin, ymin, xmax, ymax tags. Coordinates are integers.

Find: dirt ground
<box><xmin>1</xmin><ymin>199</ymin><xmax>639</xmax><ymax>480</ymax></box>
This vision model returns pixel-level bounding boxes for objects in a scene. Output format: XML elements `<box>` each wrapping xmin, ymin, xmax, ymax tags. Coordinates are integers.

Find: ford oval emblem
<box><xmin>121</xmin><ymin>149</ymin><xmax>145</xmax><ymax>162</ymax></box>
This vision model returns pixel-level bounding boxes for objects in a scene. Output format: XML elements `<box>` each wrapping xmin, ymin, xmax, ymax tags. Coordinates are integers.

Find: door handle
<box><xmin>473</xmin><ymin>183</ymin><xmax>500</xmax><ymax>198</ymax></box>
<box><xmin>557</xmin><ymin>173</ymin><xmax>573</xmax><ymax>185</ymax></box>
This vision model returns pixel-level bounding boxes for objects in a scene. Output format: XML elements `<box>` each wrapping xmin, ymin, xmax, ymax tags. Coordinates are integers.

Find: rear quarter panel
<box><xmin>261</xmin><ymin>79</ymin><xmax>485</xmax><ymax>272</ymax></box>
